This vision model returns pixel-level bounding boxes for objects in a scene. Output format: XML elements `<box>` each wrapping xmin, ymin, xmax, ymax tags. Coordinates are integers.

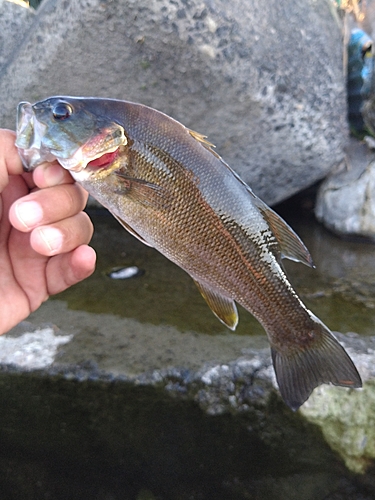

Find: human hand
<box><xmin>0</xmin><ymin>129</ymin><xmax>96</xmax><ymax>335</ymax></box>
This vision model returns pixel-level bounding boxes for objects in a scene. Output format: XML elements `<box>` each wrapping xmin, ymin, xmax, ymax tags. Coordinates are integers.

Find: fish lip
<box><xmin>15</xmin><ymin>101</ymin><xmax>51</xmax><ymax>170</ymax></box>
<box><xmin>15</xmin><ymin>101</ymin><xmax>33</xmax><ymax>148</ymax></box>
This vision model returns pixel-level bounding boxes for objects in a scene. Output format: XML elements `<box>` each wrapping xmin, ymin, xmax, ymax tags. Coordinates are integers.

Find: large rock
<box><xmin>0</xmin><ymin>0</ymin><xmax>35</xmax><ymax>72</ymax></box>
<box><xmin>0</xmin><ymin>0</ymin><xmax>347</xmax><ymax>204</ymax></box>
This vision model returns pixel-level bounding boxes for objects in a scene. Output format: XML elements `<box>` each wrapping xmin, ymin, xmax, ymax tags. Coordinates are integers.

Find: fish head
<box><xmin>16</xmin><ymin>97</ymin><xmax>127</xmax><ymax>173</ymax></box>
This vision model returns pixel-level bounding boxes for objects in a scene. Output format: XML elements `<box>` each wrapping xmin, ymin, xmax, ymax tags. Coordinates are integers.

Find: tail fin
<box><xmin>271</xmin><ymin>318</ymin><xmax>362</xmax><ymax>411</ymax></box>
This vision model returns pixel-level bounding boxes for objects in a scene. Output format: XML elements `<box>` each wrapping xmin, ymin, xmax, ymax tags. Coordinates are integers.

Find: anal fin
<box><xmin>194</xmin><ymin>280</ymin><xmax>238</xmax><ymax>331</ymax></box>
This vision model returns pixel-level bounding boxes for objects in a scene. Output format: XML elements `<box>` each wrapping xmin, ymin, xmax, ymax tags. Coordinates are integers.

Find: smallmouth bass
<box><xmin>15</xmin><ymin>97</ymin><xmax>362</xmax><ymax>410</ymax></box>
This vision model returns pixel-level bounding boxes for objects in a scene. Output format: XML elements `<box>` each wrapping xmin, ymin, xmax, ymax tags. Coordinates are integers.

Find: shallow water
<box><xmin>54</xmin><ymin>202</ymin><xmax>375</xmax><ymax>337</ymax></box>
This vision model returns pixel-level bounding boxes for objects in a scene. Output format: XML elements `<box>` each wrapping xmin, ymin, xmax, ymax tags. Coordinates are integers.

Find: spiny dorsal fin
<box><xmin>194</xmin><ymin>279</ymin><xmax>238</xmax><ymax>331</ymax></box>
<box><xmin>251</xmin><ymin>194</ymin><xmax>314</xmax><ymax>268</ymax></box>
<box><xmin>188</xmin><ymin>129</ymin><xmax>221</xmax><ymax>158</ymax></box>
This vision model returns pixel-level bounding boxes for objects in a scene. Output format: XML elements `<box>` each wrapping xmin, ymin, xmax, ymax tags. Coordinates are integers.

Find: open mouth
<box><xmin>86</xmin><ymin>148</ymin><xmax>119</xmax><ymax>169</ymax></box>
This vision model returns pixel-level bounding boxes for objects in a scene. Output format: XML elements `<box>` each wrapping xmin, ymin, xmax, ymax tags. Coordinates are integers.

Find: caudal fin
<box><xmin>271</xmin><ymin>324</ymin><xmax>362</xmax><ymax>411</ymax></box>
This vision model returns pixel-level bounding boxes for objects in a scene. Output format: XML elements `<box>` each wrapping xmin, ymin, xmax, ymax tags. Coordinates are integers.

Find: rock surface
<box><xmin>1</xmin><ymin>317</ymin><xmax>375</xmax><ymax>476</ymax></box>
<box><xmin>300</xmin><ymin>333</ymin><xmax>375</xmax><ymax>474</ymax></box>
<box><xmin>0</xmin><ymin>0</ymin><xmax>347</xmax><ymax>204</ymax></box>
<box><xmin>315</xmin><ymin>138</ymin><xmax>375</xmax><ymax>239</ymax></box>
<box><xmin>1</xmin><ymin>318</ymin><xmax>375</xmax><ymax>499</ymax></box>
<box><xmin>0</xmin><ymin>0</ymin><xmax>35</xmax><ymax>73</ymax></box>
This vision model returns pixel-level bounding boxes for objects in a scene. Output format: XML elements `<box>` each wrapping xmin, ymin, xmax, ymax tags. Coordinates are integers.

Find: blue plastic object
<box><xmin>347</xmin><ymin>28</ymin><xmax>374</xmax><ymax>131</ymax></box>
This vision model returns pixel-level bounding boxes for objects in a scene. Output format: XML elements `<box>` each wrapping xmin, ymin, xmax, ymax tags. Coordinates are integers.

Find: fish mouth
<box><xmin>58</xmin><ymin>145</ymin><xmax>121</xmax><ymax>172</ymax></box>
<box><xmin>16</xmin><ymin>102</ymin><xmax>55</xmax><ymax>170</ymax></box>
<box><xmin>86</xmin><ymin>148</ymin><xmax>120</xmax><ymax>170</ymax></box>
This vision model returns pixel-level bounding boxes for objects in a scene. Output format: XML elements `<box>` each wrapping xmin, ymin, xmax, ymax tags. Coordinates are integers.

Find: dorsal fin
<box><xmin>251</xmin><ymin>194</ymin><xmax>314</xmax><ymax>268</ymax></box>
<box><xmin>194</xmin><ymin>279</ymin><xmax>238</xmax><ymax>331</ymax></box>
<box><xmin>188</xmin><ymin>129</ymin><xmax>221</xmax><ymax>159</ymax></box>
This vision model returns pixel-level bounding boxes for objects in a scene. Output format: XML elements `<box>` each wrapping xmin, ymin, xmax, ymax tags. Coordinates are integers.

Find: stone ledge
<box><xmin>1</xmin><ymin>313</ymin><xmax>375</xmax><ymax>480</ymax></box>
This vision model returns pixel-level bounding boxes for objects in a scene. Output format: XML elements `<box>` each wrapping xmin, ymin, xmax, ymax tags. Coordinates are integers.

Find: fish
<box><xmin>15</xmin><ymin>96</ymin><xmax>362</xmax><ymax>410</ymax></box>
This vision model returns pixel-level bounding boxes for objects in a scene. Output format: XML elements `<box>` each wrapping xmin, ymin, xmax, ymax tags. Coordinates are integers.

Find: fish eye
<box><xmin>52</xmin><ymin>102</ymin><xmax>73</xmax><ymax>120</ymax></box>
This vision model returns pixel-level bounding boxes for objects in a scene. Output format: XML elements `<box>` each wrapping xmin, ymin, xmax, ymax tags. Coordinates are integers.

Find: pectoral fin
<box><xmin>194</xmin><ymin>280</ymin><xmax>238</xmax><ymax>331</ymax></box>
<box><xmin>114</xmin><ymin>172</ymin><xmax>170</xmax><ymax>210</ymax></box>
<box><xmin>252</xmin><ymin>195</ymin><xmax>314</xmax><ymax>268</ymax></box>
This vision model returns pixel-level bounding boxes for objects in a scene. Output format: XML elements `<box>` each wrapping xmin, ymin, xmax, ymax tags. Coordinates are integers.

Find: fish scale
<box><xmin>15</xmin><ymin>96</ymin><xmax>362</xmax><ymax>410</ymax></box>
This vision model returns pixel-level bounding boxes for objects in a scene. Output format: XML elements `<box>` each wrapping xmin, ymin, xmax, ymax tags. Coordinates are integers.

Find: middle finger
<box><xmin>32</xmin><ymin>162</ymin><xmax>75</xmax><ymax>188</ymax></box>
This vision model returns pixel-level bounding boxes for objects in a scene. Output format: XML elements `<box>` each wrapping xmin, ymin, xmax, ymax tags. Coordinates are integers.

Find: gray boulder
<box><xmin>0</xmin><ymin>0</ymin><xmax>35</xmax><ymax>72</ymax></box>
<box><xmin>315</xmin><ymin>138</ymin><xmax>375</xmax><ymax>240</ymax></box>
<box><xmin>0</xmin><ymin>0</ymin><xmax>347</xmax><ymax>204</ymax></box>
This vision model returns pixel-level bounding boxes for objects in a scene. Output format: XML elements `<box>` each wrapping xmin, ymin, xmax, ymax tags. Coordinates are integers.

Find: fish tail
<box><xmin>271</xmin><ymin>315</ymin><xmax>362</xmax><ymax>411</ymax></box>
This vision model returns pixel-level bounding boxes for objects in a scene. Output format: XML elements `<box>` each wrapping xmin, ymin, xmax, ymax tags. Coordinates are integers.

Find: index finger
<box><xmin>0</xmin><ymin>129</ymin><xmax>23</xmax><ymax>191</ymax></box>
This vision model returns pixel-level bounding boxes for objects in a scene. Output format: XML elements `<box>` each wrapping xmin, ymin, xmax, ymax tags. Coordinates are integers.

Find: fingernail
<box><xmin>38</xmin><ymin>227</ymin><xmax>63</xmax><ymax>253</ymax></box>
<box><xmin>15</xmin><ymin>201</ymin><xmax>43</xmax><ymax>229</ymax></box>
